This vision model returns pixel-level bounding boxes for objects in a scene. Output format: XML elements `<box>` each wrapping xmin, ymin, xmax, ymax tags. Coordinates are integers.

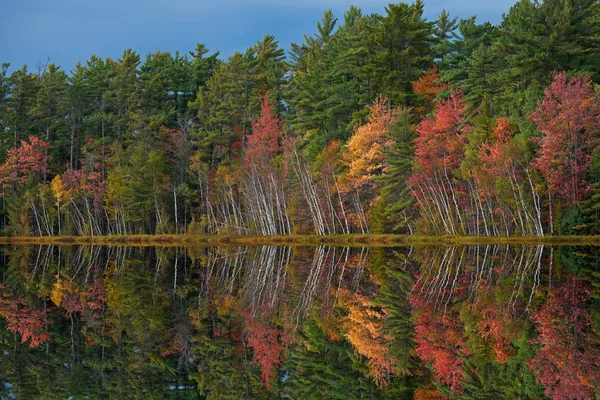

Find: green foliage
<box><xmin>372</xmin><ymin>107</ymin><xmax>416</xmax><ymax>234</ymax></box>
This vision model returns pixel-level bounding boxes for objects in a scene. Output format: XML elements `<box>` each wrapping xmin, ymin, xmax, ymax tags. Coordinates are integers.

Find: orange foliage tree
<box><xmin>346</xmin><ymin>96</ymin><xmax>397</xmax><ymax>191</ymax></box>
<box><xmin>412</xmin><ymin>67</ymin><xmax>449</xmax><ymax>114</ymax></box>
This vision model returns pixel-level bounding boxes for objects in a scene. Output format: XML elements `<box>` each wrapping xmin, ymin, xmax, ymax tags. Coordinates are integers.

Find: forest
<box><xmin>0</xmin><ymin>0</ymin><xmax>599</xmax><ymax>237</ymax></box>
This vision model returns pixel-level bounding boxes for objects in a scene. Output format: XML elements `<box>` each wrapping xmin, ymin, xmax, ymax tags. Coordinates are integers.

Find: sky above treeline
<box><xmin>2</xmin><ymin>0</ymin><xmax>516</xmax><ymax>72</ymax></box>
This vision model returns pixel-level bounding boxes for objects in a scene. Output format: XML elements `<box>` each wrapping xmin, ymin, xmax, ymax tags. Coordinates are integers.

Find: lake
<box><xmin>0</xmin><ymin>244</ymin><xmax>598</xmax><ymax>399</ymax></box>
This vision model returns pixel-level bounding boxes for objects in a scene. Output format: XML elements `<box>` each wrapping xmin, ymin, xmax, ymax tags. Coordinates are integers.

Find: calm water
<box><xmin>0</xmin><ymin>245</ymin><xmax>598</xmax><ymax>399</ymax></box>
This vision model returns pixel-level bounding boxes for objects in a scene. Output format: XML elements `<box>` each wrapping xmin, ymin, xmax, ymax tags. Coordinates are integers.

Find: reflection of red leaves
<box><xmin>411</xmin><ymin>274</ymin><xmax>469</xmax><ymax>395</ymax></box>
<box><xmin>85</xmin><ymin>279</ymin><xmax>106</xmax><ymax>314</ymax></box>
<box><xmin>473</xmin><ymin>286</ymin><xmax>515</xmax><ymax>364</ymax></box>
<box><xmin>81</xmin><ymin>278</ymin><xmax>107</xmax><ymax>346</ymax></box>
<box><xmin>526</xmin><ymin>279</ymin><xmax>600</xmax><ymax>400</ymax></box>
<box><xmin>62</xmin><ymin>293</ymin><xmax>84</xmax><ymax>316</ymax></box>
<box><xmin>414</xmin><ymin>387</ymin><xmax>449</xmax><ymax>400</ymax></box>
<box><xmin>160</xmin><ymin>329</ymin><xmax>185</xmax><ymax>358</ymax></box>
<box><xmin>0</xmin><ymin>288</ymin><xmax>51</xmax><ymax>348</ymax></box>
<box><xmin>242</xmin><ymin>310</ymin><xmax>282</xmax><ymax>390</ymax></box>
<box><xmin>414</xmin><ymin>309</ymin><xmax>468</xmax><ymax>393</ymax></box>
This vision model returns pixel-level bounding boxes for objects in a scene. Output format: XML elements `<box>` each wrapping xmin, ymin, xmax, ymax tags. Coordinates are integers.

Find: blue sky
<box><xmin>1</xmin><ymin>0</ymin><xmax>517</xmax><ymax>72</ymax></box>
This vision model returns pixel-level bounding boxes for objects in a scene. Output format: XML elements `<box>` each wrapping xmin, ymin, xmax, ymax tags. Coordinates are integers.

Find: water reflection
<box><xmin>0</xmin><ymin>245</ymin><xmax>598</xmax><ymax>399</ymax></box>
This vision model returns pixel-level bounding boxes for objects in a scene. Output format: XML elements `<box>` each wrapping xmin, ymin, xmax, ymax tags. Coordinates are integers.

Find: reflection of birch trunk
<box><xmin>293</xmin><ymin>246</ymin><xmax>327</xmax><ymax>326</ymax></box>
<box><xmin>243</xmin><ymin>246</ymin><xmax>289</xmax><ymax>315</ymax></box>
<box><xmin>507</xmin><ymin>245</ymin><xmax>544</xmax><ymax>311</ymax></box>
<box><xmin>416</xmin><ymin>245</ymin><xmax>547</xmax><ymax>316</ymax></box>
<box><xmin>351</xmin><ymin>247</ymin><xmax>369</xmax><ymax>290</ymax></box>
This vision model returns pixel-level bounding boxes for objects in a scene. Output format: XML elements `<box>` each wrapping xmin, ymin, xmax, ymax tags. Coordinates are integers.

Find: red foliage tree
<box><xmin>530</xmin><ymin>72</ymin><xmax>600</xmax><ymax>203</ymax></box>
<box><xmin>412</xmin><ymin>67</ymin><xmax>449</xmax><ymax>114</ymax></box>
<box><xmin>86</xmin><ymin>171</ymin><xmax>107</xmax><ymax>213</ymax></box>
<box><xmin>411</xmin><ymin>90</ymin><xmax>469</xmax><ymax>178</ymax></box>
<box><xmin>408</xmin><ymin>90</ymin><xmax>470</xmax><ymax>234</ymax></box>
<box><xmin>0</xmin><ymin>136</ymin><xmax>50</xmax><ymax>192</ymax></box>
<box><xmin>245</xmin><ymin>92</ymin><xmax>282</xmax><ymax>168</ymax></box>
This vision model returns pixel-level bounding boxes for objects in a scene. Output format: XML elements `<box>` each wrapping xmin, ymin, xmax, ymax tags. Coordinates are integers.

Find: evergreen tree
<box><xmin>287</xmin><ymin>9</ymin><xmax>338</xmax><ymax>156</ymax></box>
<box><xmin>6</xmin><ymin>66</ymin><xmax>39</xmax><ymax>148</ymax></box>
<box><xmin>29</xmin><ymin>63</ymin><xmax>68</xmax><ymax>174</ymax></box>
<box><xmin>432</xmin><ymin>10</ymin><xmax>459</xmax><ymax>64</ymax></box>
<box><xmin>368</xmin><ymin>0</ymin><xmax>435</xmax><ymax>107</ymax></box>
<box><xmin>372</xmin><ymin>107</ymin><xmax>416</xmax><ymax>234</ymax></box>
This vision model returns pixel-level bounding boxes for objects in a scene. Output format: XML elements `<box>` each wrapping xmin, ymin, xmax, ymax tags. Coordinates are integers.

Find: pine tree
<box><xmin>369</xmin><ymin>0</ymin><xmax>435</xmax><ymax>107</ymax></box>
<box><xmin>373</xmin><ymin>107</ymin><xmax>416</xmax><ymax>234</ymax></box>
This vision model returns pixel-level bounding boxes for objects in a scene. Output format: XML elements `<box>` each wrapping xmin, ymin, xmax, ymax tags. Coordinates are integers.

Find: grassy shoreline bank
<box><xmin>0</xmin><ymin>234</ymin><xmax>599</xmax><ymax>247</ymax></box>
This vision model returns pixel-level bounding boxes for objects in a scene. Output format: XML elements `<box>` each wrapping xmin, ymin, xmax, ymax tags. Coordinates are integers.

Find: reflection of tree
<box><xmin>0</xmin><ymin>244</ymin><xmax>598</xmax><ymax>399</ymax></box>
<box><xmin>243</xmin><ymin>306</ymin><xmax>283</xmax><ymax>389</ymax></box>
<box><xmin>0</xmin><ymin>288</ymin><xmax>50</xmax><ymax>347</ymax></box>
<box><xmin>370</xmin><ymin>248</ymin><xmax>423</xmax><ymax>396</ymax></box>
<box><xmin>240</xmin><ymin>246</ymin><xmax>289</xmax><ymax>389</ymax></box>
<box><xmin>339</xmin><ymin>288</ymin><xmax>396</xmax><ymax>387</ymax></box>
<box><xmin>243</xmin><ymin>246</ymin><xmax>289</xmax><ymax>314</ymax></box>
<box><xmin>527</xmin><ymin>278</ymin><xmax>600</xmax><ymax>400</ymax></box>
<box><xmin>414</xmin><ymin>307</ymin><xmax>468</xmax><ymax>393</ymax></box>
<box><xmin>410</xmin><ymin>245</ymin><xmax>551</xmax><ymax>396</ymax></box>
<box><xmin>280</xmin><ymin>318</ymin><xmax>379</xmax><ymax>399</ymax></box>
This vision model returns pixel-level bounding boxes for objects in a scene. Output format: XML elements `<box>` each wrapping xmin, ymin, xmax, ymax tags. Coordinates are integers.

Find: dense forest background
<box><xmin>0</xmin><ymin>0</ymin><xmax>599</xmax><ymax>237</ymax></box>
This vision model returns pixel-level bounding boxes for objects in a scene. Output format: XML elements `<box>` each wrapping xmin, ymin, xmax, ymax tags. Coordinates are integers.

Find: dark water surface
<box><xmin>0</xmin><ymin>245</ymin><xmax>598</xmax><ymax>399</ymax></box>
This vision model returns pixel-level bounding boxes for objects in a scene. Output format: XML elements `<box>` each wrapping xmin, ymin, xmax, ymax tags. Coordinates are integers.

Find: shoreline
<box><xmin>0</xmin><ymin>234</ymin><xmax>599</xmax><ymax>247</ymax></box>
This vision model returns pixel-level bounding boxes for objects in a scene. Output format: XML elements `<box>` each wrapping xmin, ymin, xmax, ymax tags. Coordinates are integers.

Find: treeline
<box><xmin>0</xmin><ymin>0</ymin><xmax>599</xmax><ymax>236</ymax></box>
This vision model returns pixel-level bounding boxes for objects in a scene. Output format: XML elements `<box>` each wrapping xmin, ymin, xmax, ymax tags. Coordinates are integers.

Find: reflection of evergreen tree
<box><xmin>556</xmin><ymin>246</ymin><xmax>600</xmax><ymax>329</ymax></box>
<box><xmin>370</xmin><ymin>248</ymin><xmax>424</xmax><ymax>397</ymax></box>
<box><xmin>280</xmin><ymin>318</ymin><xmax>380</xmax><ymax>399</ymax></box>
<box><xmin>188</xmin><ymin>311</ymin><xmax>264</xmax><ymax>399</ymax></box>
